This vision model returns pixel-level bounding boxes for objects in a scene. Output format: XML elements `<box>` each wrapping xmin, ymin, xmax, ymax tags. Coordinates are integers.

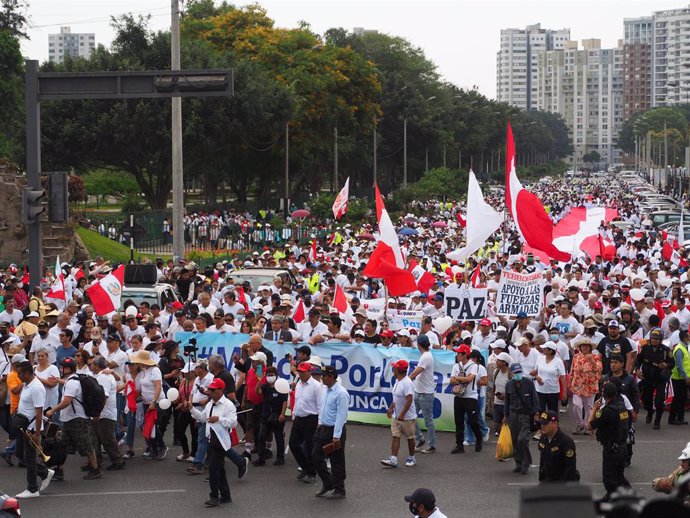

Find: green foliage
<box><xmin>308</xmin><ymin>193</ymin><xmax>371</xmax><ymax>222</ymax></box>
<box><xmin>0</xmin><ymin>28</ymin><xmax>23</xmax><ymax>162</ymax></box>
<box><xmin>405</xmin><ymin>167</ymin><xmax>467</xmax><ymax>200</ymax></box>
<box><xmin>582</xmin><ymin>151</ymin><xmax>601</xmax><ymax>164</ymax></box>
<box><xmin>82</xmin><ymin>169</ymin><xmax>140</xmax><ymax>200</ymax></box>
<box><xmin>619</xmin><ymin>107</ymin><xmax>688</xmax><ymax>154</ymax></box>
<box><xmin>76</xmin><ymin>226</ymin><xmax>170</xmax><ymax>262</ymax></box>
<box><xmin>0</xmin><ymin>0</ymin><xmax>27</xmax><ymax>38</ymax></box>
<box><xmin>121</xmin><ymin>194</ymin><xmax>147</xmax><ymax>214</ymax></box>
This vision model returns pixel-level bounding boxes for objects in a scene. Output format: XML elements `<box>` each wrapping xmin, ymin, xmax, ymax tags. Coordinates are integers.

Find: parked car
<box><xmin>120</xmin><ymin>283</ymin><xmax>179</xmax><ymax>310</ymax></box>
<box><xmin>650</xmin><ymin>211</ymin><xmax>682</xmax><ymax>228</ymax></box>
<box><xmin>230</xmin><ymin>268</ymin><xmax>300</xmax><ymax>290</ymax></box>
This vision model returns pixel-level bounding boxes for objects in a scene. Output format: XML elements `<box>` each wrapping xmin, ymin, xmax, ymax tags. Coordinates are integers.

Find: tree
<box><xmin>582</xmin><ymin>150</ymin><xmax>601</xmax><ymax>165</ymax></box>
<box><xmin>0</xmin><ymin>0</ymin><xmax>28</xmax><ymax>38</ymax></box>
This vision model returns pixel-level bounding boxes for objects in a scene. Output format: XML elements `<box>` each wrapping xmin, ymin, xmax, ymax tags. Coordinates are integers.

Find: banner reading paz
<box><xmin>443</xmin><ymin>286</ymin><xmax>488</xmax><ymax>321</ymax></box>
<box><xmin>495</xmin><ymin>270</ymin><xmax>543</xmax><ymax>316</ymax></box>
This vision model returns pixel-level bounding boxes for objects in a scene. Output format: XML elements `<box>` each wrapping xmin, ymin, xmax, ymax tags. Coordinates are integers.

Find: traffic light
<box><xmin>21</xmin><ymin>187</ymin><xmax>46</xmax><ymax>224</ymax></box>
<box><xmin>48</xmin><ymin>172</ymin><xmax>69</xmax><ymax>223</ymax></box>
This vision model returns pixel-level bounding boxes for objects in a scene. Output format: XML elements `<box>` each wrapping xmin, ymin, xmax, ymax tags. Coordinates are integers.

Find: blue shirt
<box><xmin>55</xmin><ymin>345</ymin><xmax>77</xmax><ymax>366</ymax></box>
<box><xmin>319</xmin><ymin>382</ymin><xmax>349</xmax><ymax>439</ymax></box>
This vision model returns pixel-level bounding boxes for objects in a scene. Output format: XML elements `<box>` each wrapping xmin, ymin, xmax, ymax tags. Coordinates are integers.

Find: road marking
<box><xmin>507</xmin><ymin>482</ymin><xmax>650</xmax><ymax>487</ymax></box>
<box><xmin>42</xmin><ymin>489</ymin><xmax>187</xmax><ymax>498</ymax></box>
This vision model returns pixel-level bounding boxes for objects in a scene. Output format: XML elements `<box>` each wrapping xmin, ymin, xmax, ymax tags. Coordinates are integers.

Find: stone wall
<box><xmin>0</xmin><ymin>160</ymin><xmax>89</xmax><ymax>267</ymax></box>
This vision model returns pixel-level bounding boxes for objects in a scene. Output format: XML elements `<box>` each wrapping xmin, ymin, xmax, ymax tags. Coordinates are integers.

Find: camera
<box><xmin>183</xmin><ymin>338</ymin><xmax>198</xmax><ymax>361</ymax></box>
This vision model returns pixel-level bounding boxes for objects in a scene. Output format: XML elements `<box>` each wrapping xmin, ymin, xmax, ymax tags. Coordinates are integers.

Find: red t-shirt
<box><xmin>246</xmin><ymin>368</ymin><xmax>265</xmax><ymax>405</ymax></box>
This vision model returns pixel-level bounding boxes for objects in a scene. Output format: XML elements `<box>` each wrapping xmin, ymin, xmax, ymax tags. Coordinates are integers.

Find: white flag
<box><xmin>332</xmin><ymin>177</ymin><xmax>349</xmax><ymax>220</ymax></box>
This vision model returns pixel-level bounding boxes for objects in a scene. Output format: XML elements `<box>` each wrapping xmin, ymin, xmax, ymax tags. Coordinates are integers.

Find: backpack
<box><xmin>74</xmin><ymin>374</ymin><xmax>106</xmax><ymax>417</ymax></box>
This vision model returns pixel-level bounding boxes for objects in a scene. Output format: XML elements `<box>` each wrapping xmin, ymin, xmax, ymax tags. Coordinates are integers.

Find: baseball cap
<box><xmin>509</xmin><ymin>363</ymin><xmax>523</xmax><ymax>374</ymax></box>
<box><xmin>491</xmin><ymin>339</ymin><xmax>507</xmax><ymax>349</ymax></box>
<box><xmin>420</xmin><ymin>293</ymin><xmax>428</xmax><ymax>299</ymax></box>
<box><xmin>397</xmin><ymin>328</ymin><xmax>410</xmax><ymax>337</ymax></box>
<box><xmin>249</xmin><ymin>351</ymin><xmax>267</xmax><ymax>363</ymax></box>
<box><xmin>416</xmin><ymin>335</ymin><xmax>430</xmax><ymax>348</ymax></box>
<box><xmin>354</xmin><ymin>329</ymin><xmax>365</xmax><ymax>337</ymax></box>
<box><xmin>10</xmin><ymin>354</ymin><xmax>27</xmax><ymax>365</ymax></box>
<box><xmin>453</xmin><ymin>344</ymin><xmax>472</xmax><ymax>355</ymax></box>
<box><xmin>381</xmin><ymin>330</ymin><xmax>394</xmax><ymax>338</ymax></box>
<box><xmin>608</xmin><ymin>319</ymin><xmax>619</xmax><ymax>328</ymax></box>
<box><xmin>207</xmin><ymin>378</ymin><xmax>225</xmax><ymax>391</ymax></box>
<box><xmin>538</xmin><ymin>410</ymin><xmax>559</xmax><ymax>425</ymax></box>
<box><xmin>26</xmin><ymin>311</ymin><xmax>39</xmax><ymax>318</ymax></box>
<box><xmin>516</xmin><ymin>311</ymin><xmax>528</xmax><ymax>318</ymax></box>
<box><xmin>106</xmin><ymin>333</ymin><xmax>121</xmax><ymax>342</ymax></box>
<box><xmin>295</xmin><ymin>345</ymin><xmax>311</xmax><ymax>356</ymax></box>
<box><xmin>297</xmin><ymin>362</ymin><xmax>312</xmax><ymax>373</ymax></box>
<box><xmin>496</xmin><ymin>352</ymin><xmax>512</xmax><ymax>364</ymax></box>
<box><xmin>583</xmin><ymin>319</ymin><xmax>597</xmax><ymax>329</ymax></box>
<box><xmin>404</xmin><ymin>488</ymin><xmax>436</xmax><ymax>509</ymax></box>
<box><xmin>480</xmin><ymin>318</ymin><xmax>491</xmax><ymax>326</ymax></box>
<box><xmin>391</xmin><ymin>359</ymin><xmax>409</xmax><ymax>371</ymax></box>
<box><xmin>460</xmin><ymin>330</ymin><xmax>472</xmax><ymax>340</ymax></box>
<box><xmin>542</xmin><ymin>341</ymin><xmax>558</xmax><ymax>351</ymax></box>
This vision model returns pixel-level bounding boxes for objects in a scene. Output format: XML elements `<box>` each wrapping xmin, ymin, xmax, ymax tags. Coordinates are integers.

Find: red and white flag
<box><xmin>456</xmin><ymin>211</ymin><xmax>466</xmax><ymax>228</ymax></box>
<box><xmin>333</xmin><ymin>283</ymin><xmax>353</xmax><ymax>319</ymax></box>
<box><xmin>662</xmin><ymin>240</ymin><xmax>688</xmax><ymax>267</ymax></box>
<box><xmin>332</xmin><ymin>177</ymin><xmax>350</xmax><ymax>220</ymax></box>
<box><xmin>308</xmin><ymin>240</ymin><xmax>317</xmax><ymax>263</ymax></box>
<box><xmin>408</xmin><ymin>260</ymin><xmax>435</xmax><ymax>294</ymax></box>
<box><xmin>235</xmin><ymin>286</ymin><xmax>249</xmax><ymax>311</ymax></box>
<box><xmin>292</xmin><ymin>299</ymin><xmax>306</xmax><ymax>324</ymax></box>
<box><xmin>86</xmin><ymin>264</ymin><xmax>125</xmax><ymax>315</ymax></box>
<box><xmin>46</xmin><ymin>256</ymin><xmax>66</xmax><ymax>301</ymax></box>
<box><xmin>74</xmin><ymin>267</ymin><xmax>85</xmax><ymax>282</ymax></box>
<box><xmin>362</xmin><ymin>185</ymin><xmax>417</xmax><ymax>296</ymax></box>
<box><xmin>505</xmin><ymin>122</ymin><xmax>571</xmax><ymax>262</ymax></box>
<box><xmin>598</xmin><ymin>234</ymin><xmax>616</xmax><ymax>261</ymax></box>
<box><xmin>470</xmin><ymin>264</ymin><xmax>482</xmax><ymax>288</ymax></box>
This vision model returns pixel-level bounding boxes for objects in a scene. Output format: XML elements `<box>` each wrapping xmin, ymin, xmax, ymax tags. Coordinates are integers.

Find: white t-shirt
<box><xmin>414</xmin><ymin>351</ymin><xmax>436</xmax><ymax>394</ymax></box>
<box><xmin>450</xmin><ymin>361</ymin><xmax>479</xmax><ymax>400</ymax></box>
<box><xmin>0</xmin><ymin>309</ymin><xmax>22</xmax><ymax>326</ymax></box>
<box><xmin>493</xmin><ymin>369</ymin><xmax>509</xmax><ymax>406</ymax></box>
<box><xmin>550</xmin><ymin>316</ymin><xmax>583</xmax><ymax>344</ymax></box>
<box><xmin>135</xmin><ymin>366</ymin><xmax>163</xmax><ymax>405</ymax></box>
<box><xmin>82</xmin><ymin>339</ymin><xmax>107</xmax><ymax>358</ymax></box>
<box><xmin>96</xmin><ymin>372</ymin><xmax>118</xmax><ymax>420</ymax></box>
<box><xmin>123</xmin><ymin>325</ymin><xmax>145</xmax><ymax>348</ymax></box>
<box><xmin>510</xmin><ymin>347</ymin><xmax>541</xmax><ymax>378</ymax></box>
<box><xmin>104</xmin><ymin>348</ymin><xmax>128</xmax><ymax>379</ymax></box>
<box><xmin>61</xmin><ymin>375</ymin><xmax>88</xmax><ymax>421</ymax></box>
<box><xmin>30</xmin><ymin>333</ymin><xmax>61</xmax><ymax>365</ymax></box>
<box><xmin>475</xmin><ymin>363</ymin><xmax>488</xmax><ymax>397</ymax></box>
<box><xmin>534</xmin><ymin>355</ymin><xmax>566</xmax><ymax>394</ymax></box>
<box><xmin>191</xmin><ymin>372</ymin><xmax>214</xmax><ymax>405</ymax></box>
<box><xmin>17</xmin><ymin>377</ymin><xmax>46</xmax><ymax>430</ymax></box>
<box><xmin>392</xmin><ymin>376</ymin><xmax>416</xmax><ymax>420</ymax></box>
<box><xmin>34</xmin><ymin>364</ymin><xmax>60</xmax><ymax>409</ymax></box>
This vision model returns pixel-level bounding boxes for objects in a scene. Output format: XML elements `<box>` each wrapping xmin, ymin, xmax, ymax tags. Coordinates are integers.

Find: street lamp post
<box><xmin>284</xmin><ymin>121</ymin><xmax>289</xmax><ymax>216</ymax></box>
<box><xmin>333</xmin><ymin>126</ymin><xmax>338</xmax><ymax>191</ymax></box>
<box><xmin>403</xmin><ymin>117</ymin><xmax>407</xmax><ymax>186</ymax></box>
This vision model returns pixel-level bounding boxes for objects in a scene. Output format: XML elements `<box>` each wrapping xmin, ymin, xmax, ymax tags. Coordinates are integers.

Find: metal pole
<box><xmin>373</xmin><ymin>116</ymin><xmax>377</xmax><ymax>185</ymax></box>
<box><xmin>403</xmin><ymin>117</ymin><xmax>407</xmax><ymax>186</ymax></box>
<box><xmin>129</xmin><ymin>213</ymin><xmax>135</xmax><ymax>263</ymax></box>
<box><xmin>333</xmin><ymin>126</ymin><xmax>338</xmax><ymax>191</ymax></box>
<box><xmin>25</xmin><ymin>60</ymin><xmax>41</xmax><ymax>288</ymax></box>
<box><xmin>284</xmin><ymin>121</ymin><xmax>289</xmax><ymax>216</ymax></box>
<box><xmin>664</xmin><ymin>121</ymin><xmax>669</xmax><ymax>190</ymax></box>
<box><xmin>171</xmin><ymin>0</ymin><xmax>184</xmax><ymax>261</ymax></box>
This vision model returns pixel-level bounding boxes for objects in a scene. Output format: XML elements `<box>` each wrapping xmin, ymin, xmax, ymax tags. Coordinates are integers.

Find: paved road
<box><xmin>1</xmin><ymin>410</ymin><xmax>688</xmax><ymax>517</ymax></box>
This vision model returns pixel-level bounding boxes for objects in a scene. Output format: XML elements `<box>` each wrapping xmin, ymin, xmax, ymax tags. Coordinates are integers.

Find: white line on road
<box><xmin>507</xmin><ymin>482</ymin><xmax>650</xmax><ymax>487</ymax></box>
<box><xmin>42</xmin><ymin>489</ymin><xmax>187</xmax><ymax>498</ymax></box>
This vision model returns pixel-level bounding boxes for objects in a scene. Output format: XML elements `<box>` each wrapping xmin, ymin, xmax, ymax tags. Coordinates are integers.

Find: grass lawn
<box><xmin>76</xmin><ymin>227</ymin><xmax>172</xmax><ymax>263</ymax></box>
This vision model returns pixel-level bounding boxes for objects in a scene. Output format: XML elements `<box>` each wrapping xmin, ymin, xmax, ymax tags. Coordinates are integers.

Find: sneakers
<box><xmin>238</xmin><ymin>457</ymin><xmax>248</xmax><ymax>479</ymax></box>
<box><xmin>204</xmin><ymin>497</ymin><xmax>219</xmax><ymax>507</ymax></box>
<box><xmin>273</xmin><ymin>458</ymin><xmax>285</xmax><ymax>466</ymax></box>
<box><xmin>251</xmin><ymin>459</ymin><xmax>265</xmax><ymax>467</ymax></box>
<box><xmin>301</xmin><ymin>475</ymin><xmax>316</xmax><ymax>484</ymax></box>
<box><xmin>451</xmin><ymin>447</ymin><xmax>465</xmax><ymax>454</ymax></box>
<box><xmin>405</xmin><ymin>456</ymin><xmax>416</xmax><ymax>467</ymax></box>
<box><xmin>187</xmin><ymin>465</ymin><xmax>205</xmax><ymax>475</ymax></box>
<box><xmin>380</xmin><ymin>456</ymin><xmax>398</xmax><ymax>468</ymax></box>
<box><xmin>106</xmin><ymin>462</ymin><xmax>126</xmax><ymax>471</ymax></box>
<box><xmin>316</xmin><ymin>487</ymin><xmax>333</xmax><ymax>498</ymax></box>
<box><xmin>326</xmin><ymin>490</ymin><xmax>346</xmax><ymax>500</ymax></box>
<box><xmin>414</xmin><ymin>439</ymin><xmax>426</xmax><ymax>451</ymax></box>
<box><xmin>559</xmin><ymin>406</ymin><xmax>568</xmax><ymax>414</ymax></box>
<box><xmin>52</xmin><ymin>468</ymin><xmax>64</xmax><ymax>481</ymax></box>
<box><xmin>157</xmin><ymin>446</ymin><xmax>169</xmax><ymax>460</ymax></box>
<box><xmin>420</xmin><ymin>447</ymin><xmax>436</xmax><ymax>454</ymax></box>
<box><xmin>123</xmin><ymin>451</ymin><xmax>136</xmax><ymax>459</ymax></box>
<box><xmin>117</xmin><ymin>432</ymin><xmax>127</xmax><ymax>447</ymax></box>
<box><xmin>83</xmin><ymin>469</ymin><xmax>103</xmax><ymax>480</ymax></box>
<box><xmin>463</xmin><ymin>440</ymin><xmax>474</xmax><ymax>446</ymax></box>
<box><xmin>1</xmin><ymin>451</ymin><xmax>13</xmax><ymax>467</ymax></box>
<box><xmin>40</xmin><ymin>469</ymin><xmax>55</xmax><ymax>491</ymax></box>
<box><xmin>16</xmin><ymin>490</ymin><xmax>39</xmax><ymax>499</ymax></box>
<box><xmin>482</xmin><ymin>431</ymin><xmax>490</xmax><ymax>442</ymax></box>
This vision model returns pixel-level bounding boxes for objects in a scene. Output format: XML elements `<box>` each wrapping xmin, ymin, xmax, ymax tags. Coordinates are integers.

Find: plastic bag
<box><xmin>495</xmin><ymin>423</ymin><xmax>513</xmax><ymax>460</ymax></box>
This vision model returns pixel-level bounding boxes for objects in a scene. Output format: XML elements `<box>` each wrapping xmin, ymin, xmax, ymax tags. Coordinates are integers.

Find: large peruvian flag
<box><xmin>526</xmin><ymin>207</ymin><xmax>619</xmax><ymax>262</ymax></box>
<box><xmin>86</xmin><ymin>264</ymin><xmax>125</xmax><ymax>315</ymax></box>
<box><xmin>505</xmin><ymin>122</ymin><xmax>571</xmax><ymax>262</ymax></box>
<box><xmin>408</xmin><ymin>260</ymin><xmax>435</xmax><ymax>293</ymax></box>
<box><xmin>362</xmin><ymin>185</ymin><xmax>417</xmax><ymax>296</ymax></box>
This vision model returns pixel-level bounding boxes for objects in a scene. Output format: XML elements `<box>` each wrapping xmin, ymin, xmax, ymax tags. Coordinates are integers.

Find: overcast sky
<box><xmin>21</xmin><ymin>0</ymin><xmax>686</xmax><ymax>99</ymax></box>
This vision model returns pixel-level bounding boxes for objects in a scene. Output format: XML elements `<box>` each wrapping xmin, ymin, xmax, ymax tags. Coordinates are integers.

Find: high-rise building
<box><xmin>496</xmin><ymin>24</ymin><xmax>570</xmax><ymax>110</ymax></box>
<box><xmin>622</xmin><ymin>16</ymin><xmax>653</xmax><ymax>118</ymax></box>
<box><xmin>536</xmin><ymin>39</ymin><xmax>623</xmax><ymax>164</ymax></box>
<box><xmin>48</xmin><ymin>26</ymin><xmax>95</xmax><ymax>63</ymax></box>
<box><xmin>652</xmin><ymin>6</ymin><xmax>690</xmax><ymax>106</ymax></box>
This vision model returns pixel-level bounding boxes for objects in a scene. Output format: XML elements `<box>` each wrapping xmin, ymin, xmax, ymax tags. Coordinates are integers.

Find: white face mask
<box><xmin>266</xmin><ymin>375</ymin><xmax>277</xmax><ymax>384</ymax></box>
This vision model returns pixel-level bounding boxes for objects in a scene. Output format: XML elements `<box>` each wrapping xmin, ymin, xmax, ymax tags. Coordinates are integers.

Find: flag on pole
<box><xmin>505</xmin><ymin>122</ymin><xmax>571</xmax><ymax>262</ymax></box>
<box><xmin>308</xmin><ymin>239</ymin><xmax>317</xmax><ymax>263</ymax></box>
<box><xmin>332</xmin><ymin>283</ymin><xmax>353</xmax><ymax>319</ymax></box>
<box><xmin>292</xmin><ymin>299</ymin><xmax>306</xmax><ymax>324</ymax></box>
<box><xmin>374</xmin><ymin>184</ymin><xmax>405</xmax><ymax>268</ymax></box>
<box><xmin>456</xmin><ymin>211</ymin><xmax>466</xmax><ymax>228</ymax></box>
<box><xmin>85</xmin><ymin>264</ymin><xmax>125</xmax><ymax>315</ymax></box>
<box><xmin>235</xmin><ymin>286</ymin><xmax>249</xmax><ymax>311</ymax></box>
<box><xmin>662</xmin><ymin>240</ymin><xmax>689</xmax><ymax>267</ymax></box>
<box><xmin>46</xmin><ymin>256</ymin><xmax>66</xmax><ymax>301</ymax></box>
<box><xmin>470</xmin><ymin>264</ymin><xmax>482</xmax><ymax>288</ymax></box>
<box><xmin>447</xmin><ymin>170</ymin><xmax>503</xmax><ymax>263</ymax></box>
<box><xmin>598</xmin><ymin>234</ymin><xmax>616</xmax><ymax>261</ymax></box>
<box><xmin>332</xmin><ymin>177</ymin><xmax>350</xmax><ymax>220</ymax></box>
<box><xmin>408</xmin><ymin>260</ymin><xmax>436</xmax><ymax>294</ymax></box>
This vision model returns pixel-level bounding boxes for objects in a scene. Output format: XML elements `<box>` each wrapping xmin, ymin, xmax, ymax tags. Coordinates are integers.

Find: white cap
<box><xmin>542</xmin><ymin>340</ymin><xmax>558</xmax><ymax>351</ymax></box>
<box><xmin>307</xmin><ymin>355</ymin><xmax>322</xmax><ymax>367</ymax></box>
<box><xmin>460</xmin><ymin>330</ymin><xmax>472</xmax><ymax>340</ymax></box>
<box><xmin>397</xmin><ymin>328</ymin><xmax>410</xmax><ymax>337</ymax></box>
<box><xmin>491</xmin><ymin>339</ymin><xmax>507</xmax><ymax>349</ymax></box>
<box><xmin>496</xmin><ymin>352</ymin><xmax>512</xmax><ymax>364</ymax></box>
<box><xmin>249</xmin><ymin>351</ymin><xmax>267</xmax><ymax>363</ymax></box>
<box><xmin>181</xmin><ymin>362</ymin><xmax>196</xmax><ymax>374</ymax></box>
<box><xmin>26</xmin><ymin>311</ymin><xmax>39</xmax><ymax>318</ymax></box>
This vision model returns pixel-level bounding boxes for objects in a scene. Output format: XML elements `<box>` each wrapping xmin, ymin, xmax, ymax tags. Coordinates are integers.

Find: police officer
<box><xmin>588</xmin><ymin>382</ymin><xmax>630</xmax><ymax>500</ymax></box>
<box><xmin>634</xmin><ymin>327</ymin><xmax>674</xmax><ymax>430</ymax></box>
<box><xmin>537</xmin><ymin>410</ymin><xmax>579</xmax><ymax>482</ymax></box>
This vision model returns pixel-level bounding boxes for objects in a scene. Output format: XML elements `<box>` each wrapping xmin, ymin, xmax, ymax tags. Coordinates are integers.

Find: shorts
<box><xmin>60</xmin><ymin>418</ymin><xmax>93</xmax><ymax>456</ymax></box>
<box><xmin>246</xmin><ymin>403</ymin><xmax>263</xmax><ymax>433</ymax></box>
<box><xmin>391</xmin><ymin>419</ymin><xmax>416</xmax><ymax>439</ymax></box>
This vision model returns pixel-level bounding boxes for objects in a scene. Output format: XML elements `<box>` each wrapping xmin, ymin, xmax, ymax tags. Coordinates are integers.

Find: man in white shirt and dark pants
<box><xmin>91</xmin><ymin>356</ymin><xmax>125</xmax><ymax>471</ymax></box>
<box><xmin>409</xmin><ymin>335</ymin><xmax>437</xmax><ymax>453</ymax></box>
<box><xmin>14</xmin><ymin>360</ymin><xmax>53</xmax><ymax>499</ymax></box>
<box><xmin>190</xmin><ymin>377</ymin><xmax>237</xmax><ymax>508</ymax></box>
<box><xmin>289</xmin><ymin>362</ymin><xmax>322</xmax><ymax>483</ymax></box>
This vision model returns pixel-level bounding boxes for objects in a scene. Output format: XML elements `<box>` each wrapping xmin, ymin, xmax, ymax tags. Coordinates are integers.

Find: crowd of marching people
<box><xmin>1</xmin><ymin>171</ymin><xmax>690</xmax><ymax>509</ymax></box>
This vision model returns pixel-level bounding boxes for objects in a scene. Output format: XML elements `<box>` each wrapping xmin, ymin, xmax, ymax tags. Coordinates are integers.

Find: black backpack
<box><xmin>73</xmin><ymin>374</ymin><xmax>106</xmax><ymax>418</ymax></box>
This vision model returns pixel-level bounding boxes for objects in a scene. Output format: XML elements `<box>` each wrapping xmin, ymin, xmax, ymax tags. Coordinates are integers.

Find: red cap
<box><xmin>208</xmin><ymin>378</ymin><xmax>225</xmax><ymax>391</ymax></box>
<box><xmin>392</xmin><ymin>359</ymin><xmax>409</xmax><ymax>371</ymax></box>
<box><xmin>380</xmin><ymin>330</ymin><xmax>394</xmax><ymax>338</ymax></box>
<box><xmin>453</xmin><ymin>344</ymin><xmax>472</xmax><ymax>355</ymax></box>
<box><xmin>172</xmin><ymin>301</ymin><xmax>184</xmax><ymax>310</ymax></box>
<box><xmin>662</xmin><ymin>299</ymin><xmax>672</xmax><ymax>308</ymax></box>
<box><xmin>297</xmin><ymin>362</ymin><xmax>312</xmax><ymax>372</ymax></box>
<box><xmin>480</xmin><ymin>318</ymin><xmax>491</xmax><ymax>326</ymax></box>
<box><xmin>593</xmin><ymin>301</ymin><xmax>603</xmax><ymax>309</ymax></box>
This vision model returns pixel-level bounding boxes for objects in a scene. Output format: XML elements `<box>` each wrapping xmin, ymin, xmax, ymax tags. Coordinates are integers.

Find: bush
<box><xmin>121</xmin><ymin>194</ymin><xmax>147</xmax><ymax>214</ymax></box>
